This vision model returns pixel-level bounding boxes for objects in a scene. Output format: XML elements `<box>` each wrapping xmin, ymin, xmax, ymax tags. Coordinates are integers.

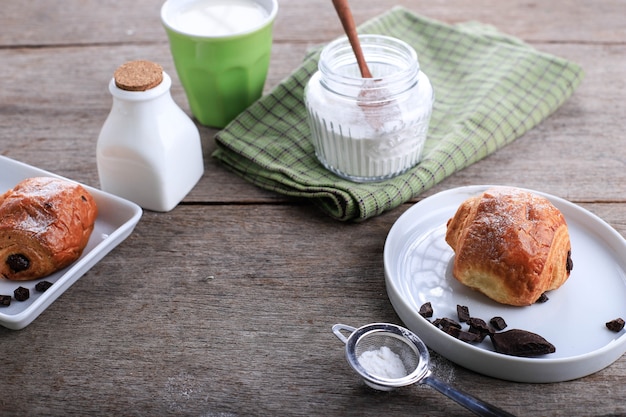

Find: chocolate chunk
<box><xmin>35</xmin><ymin>281</ymin><xmax>53</xmax><ymax>292</ymax></box>
<box><xmin>490</xmin><ymin>316</ymin><xmax>507</xmax><ymax>331</ymax></box>
<box><xmin>606</xmin><ymin>318</ymin><xmax>625</xmax><ymax>332</ymax></box>
<box><xmin>490</xmin><ymin>329</ymin><xmax>555</xmax><ymax>357</ymax></box>
<box><xmin>566</xmin><ymin>250</ymin><xmax>573</xmax><ymax>272</ymax></box>
<box><xmin>13</xmin><ymin>286</ymin><xmax>29</xmax><ymax>302</ymax></box>
<box><xmin>535</xmin><ymin>293</ymin><xmax>549</xmax><ymax>303</ymax></box>
<box><xmin>457</xmin><ymin>305</ymin><xmax>470</xmax><ymax>323</ymax></box>
<box><xmin>468</xmin><ymin>317</ymin><xmax>493</xmax><ymax>342</ymax></box>
<box><xmin>0</xmin><ymin>295</ymin><xmax>11</xmax><ymax>306</ymax></box>
<box><xmin>441</xmin><ymin>325</ymin><xmax>457</xmax><ymax>336</ymax></box>
<box><xmin>6</xmin><ymin>253</ymin><xmax>30</xmax><ymax>272</ymax></box>
<box><xmin>438</xmin><ymin>317</ymin><xmax>462</xmax><ymax>331</ymax></box>
<box><xmin>419</xmin><ymin>302</ymin><xmax>433</xmax><ymax>318</ymax></box>
<box><xmin>446</xmin><ymin>326</ymin><xmax>479</xmax><ymax>343</ymax></box>
<box><xmin>432</xmin><ymin>318</ymin><xmax>442</xmax><ymax>328</ymax></box>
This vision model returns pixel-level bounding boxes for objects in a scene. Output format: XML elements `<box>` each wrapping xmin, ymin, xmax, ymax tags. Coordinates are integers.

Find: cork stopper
<box><xmin>114</xmin><ymin>60</ymin><xmax>163</xmax><ymax>91</ymax></box>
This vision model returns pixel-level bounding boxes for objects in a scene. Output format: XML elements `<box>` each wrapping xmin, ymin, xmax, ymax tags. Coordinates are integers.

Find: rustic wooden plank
<box><xmin>1</xmin><ymin>1</ymin><xmax>626</xmax><ymax>415</ymax></box>
<box><xmin>2</xmin><ymin>0</ymin><xmax>625</xmax><ymax>47</ymax></box>
<box><xmin>3</xmin><ymin>0</ymin><xmax>625</xmax><ymax>208</ymax></box>
<box><xmin>1</xmin><ymin>41</ymin><xmax>624</xmax><ymax>205</ymax></box>
<box><xmin>0</xmin><ymin>203</ymin><xmax>624</xmax><ymax>416</ymax></box>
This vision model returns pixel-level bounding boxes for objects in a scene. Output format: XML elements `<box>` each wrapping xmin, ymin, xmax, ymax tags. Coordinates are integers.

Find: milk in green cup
<box><xmin>161</xmin><ymin>0</ymin><xmax>278</xmax><ymax>128</ymax></box>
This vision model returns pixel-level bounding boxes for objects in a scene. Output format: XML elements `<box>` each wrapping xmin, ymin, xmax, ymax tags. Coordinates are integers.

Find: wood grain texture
<box><xmin>0</xmin><ymin>0</ymin><xmax>625</xmax><ymax>416</ymax></box>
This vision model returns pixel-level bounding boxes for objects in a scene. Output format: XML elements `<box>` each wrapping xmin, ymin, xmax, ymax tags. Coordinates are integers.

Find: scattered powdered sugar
<box><xmin>357</xmin><ymin>346</ymin><xmax>408</xmax><ymax>379</ymax></box>
<box><xmin>427</xmin><ymin>350</ymin><xmax>457</xmax><ymax>386</ymax></box>
<box><xmin>164</xmin><ymin>371</ymin><xmax>204</xmax><ymax>412</ymax></box>
<box><xmin>2</xmin><ymin>177</ymin><xmax>71</xmax><ymax>233</ymax></box>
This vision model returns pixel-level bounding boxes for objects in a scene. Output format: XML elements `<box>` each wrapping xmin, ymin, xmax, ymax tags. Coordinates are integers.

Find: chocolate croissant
<box><xmin>445</xmin><ymin>187</ymin><xmax>573</xmax><ymax>306</ymax></box>
<box><xmin>0</xmin><ymin>177</ymin><xmax>98</xmax><ymax>281</ymax></box>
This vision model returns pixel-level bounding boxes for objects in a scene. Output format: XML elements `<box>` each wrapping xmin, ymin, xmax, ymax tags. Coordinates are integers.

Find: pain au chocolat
<box><xmin>0</xmin><ymin>177</ymin><xmax>98</xmax><ymax>281</ymax></box>
<box><xmin>445</xmin><ymin>187</ymin><xmax>573</xmax><ymax>306</ymax></box>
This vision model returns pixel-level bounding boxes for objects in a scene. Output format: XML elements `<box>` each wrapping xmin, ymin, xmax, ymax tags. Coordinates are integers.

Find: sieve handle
<box><xmin>332</xmin><ymin>324</ymin><xmax>357</xmax><ymax>344</ymax></box>
<box><xmin>423</xmin><ymin>375</ymin><xmax>516</xmax><ymax>417</ymax></box>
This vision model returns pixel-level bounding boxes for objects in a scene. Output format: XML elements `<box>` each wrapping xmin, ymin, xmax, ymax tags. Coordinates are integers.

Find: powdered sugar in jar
<box><xmin>305</xmin><ymin>35</ymin><xmax>434</xmax><ymax>182</ymax></box>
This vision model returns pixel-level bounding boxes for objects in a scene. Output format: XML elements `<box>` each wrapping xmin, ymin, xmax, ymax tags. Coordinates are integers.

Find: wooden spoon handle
<box><xmin>331</xmin><ymin>0</ymin><xmax>373</xmax><ymax>78</ymax></box>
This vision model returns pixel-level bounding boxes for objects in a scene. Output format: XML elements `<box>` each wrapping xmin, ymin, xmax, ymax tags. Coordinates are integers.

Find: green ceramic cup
<box><xmin>161</xmin><ymin>0</ymin><xmax>278</xmax><ymax>128</ymax></box>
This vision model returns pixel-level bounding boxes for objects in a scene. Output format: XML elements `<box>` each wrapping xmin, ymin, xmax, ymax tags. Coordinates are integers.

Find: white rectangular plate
<box><xmin>0</xmin><ymin>155</ymin><xmax>142</xmax><ymax>330</ymax></box>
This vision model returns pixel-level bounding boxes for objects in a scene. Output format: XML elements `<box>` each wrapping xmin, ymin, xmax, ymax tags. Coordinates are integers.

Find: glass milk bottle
<box><xmin>97</xmin><ymin>60</ymin><xmax>204</xmax><ymax>212</ymax></box>
<box><xmin>305</xmin><ymin>35</ymin><xmax>434</xmax><ymax>182</ymax></box>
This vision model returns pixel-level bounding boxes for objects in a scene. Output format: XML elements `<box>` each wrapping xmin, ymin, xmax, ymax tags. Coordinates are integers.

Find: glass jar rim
<box><xmin>318</xmin><ymin>34</ymin><xmax>419</xmax><ymax>100</ymax></box>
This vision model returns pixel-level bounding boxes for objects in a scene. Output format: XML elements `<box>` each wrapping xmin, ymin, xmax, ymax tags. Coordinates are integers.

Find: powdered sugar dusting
<box><xmin>428</xmin><ymin>350</ymin><xmax>457</xmax><ymax>385</ymax></box>
<box><xmin>13</xmin><ymin>177</ymin><xmax>70</xmax><ymax>197</ymax></box>
<box><xmin>0</xmin><ymin>177</ymin><xmax>78</xmax><ymax>234</ymax></box>
<box><xmin>465</xmin><ymin>187</ymin><xmax>561</xmax><ymax>263</ymax></box>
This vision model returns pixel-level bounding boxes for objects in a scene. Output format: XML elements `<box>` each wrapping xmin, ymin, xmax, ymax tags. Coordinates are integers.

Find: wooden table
<box><xmin>1</xmin><ymin>1</ymin><xmax>625</xmax><ymax>415</ymax></box>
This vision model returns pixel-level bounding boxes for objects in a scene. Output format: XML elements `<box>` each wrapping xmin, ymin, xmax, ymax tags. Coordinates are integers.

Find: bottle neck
<box><xmin>318</xmin><ymin>35</ymin><xmax>419</xmax><ymax>102</ymax></box>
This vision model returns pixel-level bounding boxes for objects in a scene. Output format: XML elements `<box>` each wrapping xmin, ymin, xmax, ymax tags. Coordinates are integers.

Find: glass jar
<box><xmin>304</xmin><ymin>35</ymin><xmax>434</xmax><ymax>182</ymax></box>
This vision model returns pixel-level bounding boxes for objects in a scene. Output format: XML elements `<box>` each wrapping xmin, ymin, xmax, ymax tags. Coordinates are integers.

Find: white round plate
<box><xmin>384</xmin><ymin>185</ymin><xmax>626</xmax><ymax>383</ymax></box>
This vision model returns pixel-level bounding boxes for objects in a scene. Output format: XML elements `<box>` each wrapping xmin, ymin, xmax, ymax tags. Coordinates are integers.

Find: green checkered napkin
<box><xmin>213</xmin><ymin>6</ymin><xmax>583</xmax><ymax>221</ymax></box>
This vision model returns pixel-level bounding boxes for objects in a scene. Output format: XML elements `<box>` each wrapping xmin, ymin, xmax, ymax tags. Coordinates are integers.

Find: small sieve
<box><xmin>332</xmin><ymin>323</ymin><xmax>515</xmax><ymax>417</ymax></box>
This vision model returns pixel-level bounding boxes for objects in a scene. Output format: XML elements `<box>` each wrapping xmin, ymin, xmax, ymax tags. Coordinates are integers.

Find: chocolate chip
<box><xmin>446</xmin><ymin>326</ymin><xmax>479</xmax><ymax>343</ymax></box>
<box><xmin>457</xmin><ymin>305</ymin><xmax>470</xmax><ymax>323</ymax></box>
<box><xmin>0</xmin><ymin>295</ymin><xmax>11</xmax><ymax>306</ymax></box>
<box><xmin>606</xmin><ymin>318</ymin><xmax>625</xmax><ymax>332</ymax></box>
<box><xmin>535</xmin><ymin>293</ymin><xmax>549</xmax><ymax>303</ymax></box>
<box><xmin>13</xmin><ymin>286</ymin><xmax>29</xmax><ymax>302</ymax></box>
<box><xmin>6</xmin><ymin>253</ymin><xmax>30</xmax><ymax>272</ymax></box>
<box><xmin>438</xmin><ymin>317</ymin><xmax>462</xmax><ymax>331</ymax></box>
<box><xmin>566</xmin><ymin>250</ymin><xmax>573</xmax><ymax>272</ymax></box>
<box><xmin>489</xmin><ymin>316</ymin><xmax>507</xmax><ymax>331</ymax></box>
<box><xmin>35</xmin><ymin>281</ymin><xmax>53</xmax><ymax>292</ymax></box>
<box><xmin>468</xmin><ymin>317</ymin><xmax>494</xmax><ymax>342</ymax></box>
<box><xmin>489</xmin><ymin>329</ymin><xmax>555</xmax><ymax>357</ymax></box>
<box><xmin>419</xmin><ymin>302</ymin><xmax>433</xmax><ymax>318</ymax></box>
<box><xmin>422</xmin><ymin>300</ymin><xmax>556</xmax><ymax>356</ymax></box>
